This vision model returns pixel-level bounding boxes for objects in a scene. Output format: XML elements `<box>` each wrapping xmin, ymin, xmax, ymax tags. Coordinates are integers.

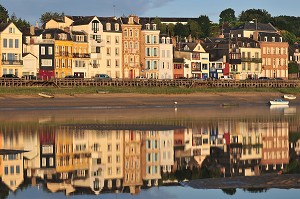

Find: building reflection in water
<box><xmin>0</xmin><ymin>119</ymin><xmax>295</xmax><ymax>196</ymax></box>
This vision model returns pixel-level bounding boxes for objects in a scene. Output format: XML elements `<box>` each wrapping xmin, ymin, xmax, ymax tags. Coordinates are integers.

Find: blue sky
<box><xmin>1</xmin><ymin>0</ymin><xmax>299</xmax><ymax>25</ymax></box>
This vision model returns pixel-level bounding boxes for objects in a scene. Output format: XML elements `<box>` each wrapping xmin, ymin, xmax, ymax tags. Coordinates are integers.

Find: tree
<box><xmin>9</xmin><ymin>12</ymin><xmax>30</xmax><ymax>30</ymax></box>
<box><xmin>153</xmin><ymin>17</ymin><xmax>167</xmax><ymax>34</ymax></box>
<box><xmin>281</xmin><ymin>30</ymin><xmax>299</xmax><ymax>45</ymax></box>
<box><xmin>222</xmin><ymin>188</ymin><xmax>237</xmax><ymax>195</ymax></box>
<box><xmin>0</xmin><ymin>4</ymin><xmax>9</xmax><ymax>22</ymax></box>
<box><xmin>198</xmin><ymin>15</ymin><xmax>211</xmax><ymax>38</ymax></box>
<box><xmin>239</xmin><ymin>9</ymin><xmax>272</xmax><ymax>23</ymax></box>
<box><xmin>40</xmin><ymin>11</ymin><xmax>64</xmax><ymax>24</ymax></box>
<box><xmin>187</xmin><ymin>20</ymin><xmax>201</xmax><ymax>38</ymax></box>
<box><xmin>167</xmin><ymin>23</ymin><xmax>175</xmax><ymax>36</ymax></box>
<box><xmin>219</xmin><ymin>8</ymin><xmax>236</xmax><ymax>25</ymax></box>
<box><xmin>288</xmin><ymin>61</ymin><xmax>299</xmax><ymax>74</ymax></box>
<box><xmin>174</xmin><ymin>22</ymin><xmax>189</xmax><ymax>38</ymax></box>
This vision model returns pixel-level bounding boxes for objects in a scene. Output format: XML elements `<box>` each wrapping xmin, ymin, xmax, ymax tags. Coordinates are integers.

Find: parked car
<box><xmin>258</xmin><ymin>76</ymin><xmax>270</xmax><ymax>80</ymax></box>
<box><xmin>64</xmin><ymin>75</ymin><xmax>81</xmax><ymax>79</ymax></box>
<box><xmin>94</xmin><ymin>74</ymin><xmax>112</xmax><ymax>81</ymax></box>
<box><xmin>273</xmin><ymin>77</ymin><xmax>284</xmax><ymax>81</ymax></box>
<box><xmin>2</xmin><ymin>74</ymin><xmax>19</xmax><ymax>78</ymax></box>
<box><xmin>136</xmin><ymin>76</ymin><xmax>147</xmax><ymax>79</ymax></box>
<box><xmin>177</xmin><ymin>76</ymin><xmax>187</xmax><ymax>79</ymax></box>
<box><xmin>219</xmin><ymin>75</ymin><xmax>234</xmax><ymax>81</ymax></box>
<box><xmin>22</xmin><ymin>75</ymin><xmax>37</xmax><ymax>80</ymax></box>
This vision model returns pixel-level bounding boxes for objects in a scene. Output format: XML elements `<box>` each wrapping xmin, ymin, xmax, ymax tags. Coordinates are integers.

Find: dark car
<box><xmin>94</xmin><ymin>74</ymin><xmax>112</xmax><ymax>81</ymax></box>
<box><xmin>258</xmin><ymin>77</ymin><xmax>270</xmax><ymax>80</ymax></box>
<box><xmin>274</xmin><ymin>77</ymin><xmax>284</xmax><ymax>81</ymax></box>
<box><xmin>2</xmin><ymin>74</ymin><xmax>19</xmax><ymax>78</ymax></box>
<box><xmin>22</xmin><ymin>75</ymin><xmax>37</xmax><ymax>80</ymax></box>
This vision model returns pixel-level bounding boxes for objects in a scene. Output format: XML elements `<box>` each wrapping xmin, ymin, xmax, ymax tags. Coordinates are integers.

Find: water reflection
<box><xmin>0</xmin><ymin>114</ymin><xmax>299</xmax><ymax>198</ymax></box>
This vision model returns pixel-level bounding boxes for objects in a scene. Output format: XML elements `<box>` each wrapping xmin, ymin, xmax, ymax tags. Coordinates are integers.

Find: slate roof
<box><xmin>139</xmin><ymin>17</ymin><xmax>198</xmax><ymax>24</ymax></box>
<box><xmin>71</xmin><ymin>16</ymin><xmax>97</xmax><ymax>26</ymax></box>
<box><xmin>257</xmin><ymin>32</ymin><xmax>286</xmax><ymax>42</ymax></box>
<box><xmin>98</xmin><ymin>17</ymin><xmax>122</xmax><ymax>31</ymax></box>
<box><xmin>233</xmin><ymin>22</ymin><xmax>277</xmax><ymax>32</ymax></box>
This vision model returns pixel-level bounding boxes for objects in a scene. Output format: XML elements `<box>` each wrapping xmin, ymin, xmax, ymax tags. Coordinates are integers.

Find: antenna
<box><xmin>113</xmin><ymin>5</ymin><xmax>116</xmax><ymax>17</ymax></box>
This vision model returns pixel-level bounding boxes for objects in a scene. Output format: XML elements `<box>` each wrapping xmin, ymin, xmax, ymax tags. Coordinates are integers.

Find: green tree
<box><xmin>167</xmin><ymin>23</ymin><xmax>175</xmax><ymax>36</ymax></box>
<box><xmin>174</xmin><ymin>22</ymin><xmax>189</xmax><ymax>38</ymax></box>
<box><xmin>153</xmin><ymin>17</ymin><xmax>167</xmax><ymax>34</ymax></box>
<box><xmin>9</xmin><ymin>12</ymin><xmax>30</xmax><ymax>30</ymax></box>
<box><xmin>239</xmin><ymin>9</ymin><xmax>272</xmax><ymax>23</ymax></box>
<box><xmin>187</xmin><ymin>19</ymin><xmax>201</xmax><ymax>38</ymax></box>
<box><xmin>0</xmin><ymin>4</ymin><xmax>9</xmax><ymax>22</ymax></box>
<box><xmin>219</xmin><ymin>8</ymin><xmax>236</xmax><ymax>25</ymax></box>
<box><xmin>40</xmin><ymin>11</ymin><xmax>64</xmax><ymax>24</ymax></box>
<box><xmin>198</xmin><ymin>15</ymin><xmax>211</xmax><ymax>38</ymax></box>
<box><xmin>281</xmin><ymin>30</ymin><xmax>299</xmax><ymax>45</ymax></box>
<box><xmin>288</xmin><ymin>61</ymin><xmax>299</xmax><ymax>74</ymax></box>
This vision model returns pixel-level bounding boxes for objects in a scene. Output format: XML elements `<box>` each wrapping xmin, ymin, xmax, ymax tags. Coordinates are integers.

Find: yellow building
<box><xmin>121</xmin><ymin>15</ymin><xmax>142</xmax><ymax>79</ymax></box>
<box><xmin>71</xmin><ymin>31</ymin><xmax>89</xmax><ymax>77</ymax></box>
<box><xmin>0</xmin><ymin>22</ymin><xmax>23</xmax><ymax>77</ymax></box>
<box><xmin>53</xmin><ymin>29</ymin><xmax>73</xmax><ymax>77</ymax></box>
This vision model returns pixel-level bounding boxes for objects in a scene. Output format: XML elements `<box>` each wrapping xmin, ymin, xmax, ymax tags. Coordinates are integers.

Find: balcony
<box><xmin>2</xmin><ymin>60</ymin><xmax>23</xmax><ymax>65</ymax></box>
<box><xmin>241</xmin><ymin>58</ymin><xmax>262</xmax><ymax>63</ymax></box>
<box><xmin>73</xmin><ymin>53</ymin><xmax>91</xmax><ymax>58</ymax></box>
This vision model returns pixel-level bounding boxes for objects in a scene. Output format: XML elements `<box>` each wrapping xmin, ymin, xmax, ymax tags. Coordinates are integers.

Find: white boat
<box><xmin>283</xmin><ymin>94</ymin><xmax>296</xmax><ymax>100</ymax></box>
<box><xmin>38</xmin><ymin>92</ymin><xmax>54</xmax><ymax>98</ymax></box>
<box><xmin>269</xmin><ymin>99</ymin><xmax>289</xmax><ymax>105</ymax></box>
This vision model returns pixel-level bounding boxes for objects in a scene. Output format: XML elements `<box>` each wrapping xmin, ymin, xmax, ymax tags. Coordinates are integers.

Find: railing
<box><xmin>2</xmin><ymin>60</ymin><xmax>23</xmax><ymax>65</ymax></box>
<box><xmin>0</xmin><ymin>78</ymin><xmax>299</xmax><ymax>88</ymax></box>
<box><xmin>241</xmin><ymin>58</ymin><xmax>262</xmax><ymax>63</ymax></box>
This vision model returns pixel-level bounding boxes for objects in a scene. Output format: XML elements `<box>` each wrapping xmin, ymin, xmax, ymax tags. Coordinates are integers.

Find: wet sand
<box><xmin>0</xmin><ymin>92</ymin><xmax>298</xmax><ymax>122</ymax></box>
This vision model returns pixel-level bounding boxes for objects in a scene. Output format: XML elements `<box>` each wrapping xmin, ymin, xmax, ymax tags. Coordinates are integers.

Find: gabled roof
<box><xmin>139</xmin><ymin>17</ymin><xmax>198</xmax><ymax>24</ymax></box>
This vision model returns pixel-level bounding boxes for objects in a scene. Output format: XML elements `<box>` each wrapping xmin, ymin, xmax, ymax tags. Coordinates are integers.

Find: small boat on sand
<box><xmin>38</xmin><ymin>92</ymin><xmax>54</xmax><ymax>98</ymax></box>
<box><xmin>269</xmin><ymin>99</ymin><xmax>289</xmax><ymax>105</ymax></box>
<box><xmin>283</xmin><ymin>94</ymin><xmax>296</xmax><ymax>100</ymax></box>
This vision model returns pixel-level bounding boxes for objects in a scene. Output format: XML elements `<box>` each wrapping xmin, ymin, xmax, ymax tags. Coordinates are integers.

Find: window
<box><xmin>4</xmin><ymin>167</ymin><xmax>8</xmax><ymax>175</ymax></box>
<box><xmin>3</xmin><ymin>39</ymin><xmax>7</xmax><ymax>48</ymax></box>
<box><xmin>41</xmin><ymin>46</ymin><xmax>45</xmax><ymax>55</ymax></box>
<box><xmin>106</xmin><ymin>36</ymin><xmax>111</xmax><ymax>43</ymax></box>
<box><xmin>115</xmin><ymin>23</ymin><xmax>119</xmax><ymax>31</ymax></box>
<box><xmin>9</xmin><ymin>39</ymin><xmax>13</xmax><ymax>48</ymax></box>
<box><xmin>92</xmin><ymin>20</ymin><xmax>99</xmax><ymax>33</ymax></box>
<box><xmin>115</xmin><ymin>36</ymin><xmax>119</xmax><ymax>44</ymax></box>
<box><xmin>106</xmin><ymin>23</ymin><xmax>111</xmax><ymax>31</ymax></box>
<box><xmin>115</xmin><ymin>47</ymin><xmax>119</xmax><ymax>55</ymax></box>
<box><xmin>15</xmin><ymin>39</ymin><xmax>19</xmax><ymax>48</ymax></box>
<box><xmin>49</xmin><ymin>46</ymin><xmax>53</xmax><ymax>55</ymax></box>
<box><xmin>10</xmin><ymin>166</ymin><xmax>14</xmax><ymax>174</ymax></box>
<box><xmin>264</xmin><ymin>37</ymin><xmax>268</xmax><ymax>42</ymax></box>
<box><xmin>16</xmin><ymin>166</ymin><xmax>20</xmax><ymax>174</ymax></box>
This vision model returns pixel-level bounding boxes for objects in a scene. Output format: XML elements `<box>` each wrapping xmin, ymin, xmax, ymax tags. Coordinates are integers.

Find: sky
<box><xmin>1</xmin><ymin>0</ymin><xmax>299</xmax><ymax>25</ymax></box>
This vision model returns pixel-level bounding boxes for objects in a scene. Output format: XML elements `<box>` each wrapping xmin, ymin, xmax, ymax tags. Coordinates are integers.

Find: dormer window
<box><xmin>166</xmin><ymin>37</ymin><xmax>170</xmax><ymax>44</ymax></box>
<box><xmin>264</xmin><ymin>36</ymin><xmax>268</xmax><ymax>42</ymax></box>
<box><xmin>115</xmin><ymin>23</ymin><xmax>119</xmax><ymax>31</ymax></box>
<box><xmin>153</xmin><ymin>24</ymin><xmax>157</xmax><ymax>30</ymax></box>
<box><xmin>272</xmin><ymin>37</ymin><xmax>275</xmax><ymax>42</ymax></box>
<box><xmin>279</xmin><ymin>37</ymin><xmax>282</xmax><ymax>42</ymax></box>
<box><xmin>162</xmin><ymin>37</ymin><xmax>165</xmax><ymax>44</ymax></box>
<box><xmin>106</xmin><ymin>23</ymin><xmax>111</xmax><ymax>31</ymax></box>
<box><xmin>146</xmin><ymin>24</ymin><xmax>150</xmax><ymax>30</ymax></box>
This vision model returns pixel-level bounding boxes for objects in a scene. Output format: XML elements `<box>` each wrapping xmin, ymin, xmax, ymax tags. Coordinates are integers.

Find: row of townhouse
<box><xmin>1</xmin><ymin>16</ymin><xmax>300</xmax><ymax>80</ymax></box>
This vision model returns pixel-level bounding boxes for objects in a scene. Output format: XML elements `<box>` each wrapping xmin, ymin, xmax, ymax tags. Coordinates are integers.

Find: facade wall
<box><xmin>261</xmin><ymin>42</ymin><xmax>289</xmax><ymax>79</ymax></box>
<box><xmin>0</xmin><ymin>23</ymin><xmax>23</xmax><ymax>77</ymax></box>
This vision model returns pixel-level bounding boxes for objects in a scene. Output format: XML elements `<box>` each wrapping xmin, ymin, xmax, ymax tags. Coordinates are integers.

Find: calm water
<box><xmin>1</xmin><ymin>103</ymin><xmax>300</xmax><ymax>199</ymax></box>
